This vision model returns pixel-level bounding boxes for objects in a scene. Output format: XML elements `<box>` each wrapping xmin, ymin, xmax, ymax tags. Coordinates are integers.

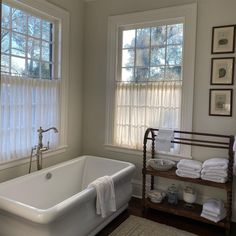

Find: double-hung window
<box><xmin>0</xmin><ymin>0</ymin><xmax>69</xmax><ymax>164</ymax></box>
<box><xmin>106</xmin><ymin>4</ymin><xmax>197</xmax><ymax>157</ymax></box>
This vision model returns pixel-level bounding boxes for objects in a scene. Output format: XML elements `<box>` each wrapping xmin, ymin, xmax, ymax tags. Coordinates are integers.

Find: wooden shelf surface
<box><xmin>143</xmin><ymin>167</ymin><xmax>232</xmax><ymax>190</ymax></box>
<box><xmin>144</xmin><ymin>198</ymin><xmax>229</xmax><ymax>229</ymax></box>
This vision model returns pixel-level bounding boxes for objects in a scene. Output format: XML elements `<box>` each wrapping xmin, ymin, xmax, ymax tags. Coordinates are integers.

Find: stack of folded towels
<box><xmin>176</xmin><ymin>159</ymin><xmax>202</xmax><ymax>179</ymax></box>
<box><xmin>201</xmin><ymin>198</ymin><xmax>226</xmax><ymax>223</ymax></box>
<box><xmin>201</xmin><ymin>158</ymin><xmax>228</xmax><ymax>183</ymax></box>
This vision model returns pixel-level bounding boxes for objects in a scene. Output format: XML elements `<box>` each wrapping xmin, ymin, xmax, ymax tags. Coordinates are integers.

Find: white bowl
<box><xmin>147</xmin><ymin>159</ymin><xmax>175</xmax><ymax>171</ymax></box>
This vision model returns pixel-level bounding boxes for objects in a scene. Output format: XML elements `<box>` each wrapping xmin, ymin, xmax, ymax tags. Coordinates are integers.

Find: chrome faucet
<box><xmin>29</xmin><ymin>127</ymin><xmax>58</xmax><ymax>173</ymax></box>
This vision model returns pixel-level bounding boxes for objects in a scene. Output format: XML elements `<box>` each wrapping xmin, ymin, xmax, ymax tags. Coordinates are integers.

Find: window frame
<box><xmin>0</xmin><ymin>0</ymin><xmax>69</xmax><ymax>169</ymax></box>
<box><xmin>105</xmin><ymin>4</ymin><xmax>197</xmax><ymax>159</ymax></box>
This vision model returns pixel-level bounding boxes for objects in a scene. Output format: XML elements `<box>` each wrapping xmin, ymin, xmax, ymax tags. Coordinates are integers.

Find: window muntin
<box><xmin>1</xmin><ymin>3</ymin><xmax>54</xmax><ymax>79</ymax></box>
<box><xmin>120</xmin><ymin>23</ymin><xmax>183</xmax><ymax>82</ymax></box>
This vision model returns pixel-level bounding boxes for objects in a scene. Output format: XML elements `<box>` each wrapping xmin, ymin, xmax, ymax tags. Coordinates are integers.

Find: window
<box><xmin>106</xmin><ymin>4</ymin><xmax>197</xmax><ymax>157</ymax></box>
<box><xmin>0</xmin><ymin>0</ymin><xmax>69</xmax><ymax>165</ymax></box>
<box><xmin>1</xmin><ymin>3</ymin><xmax>54</xmax><ymax>79</ymax></box>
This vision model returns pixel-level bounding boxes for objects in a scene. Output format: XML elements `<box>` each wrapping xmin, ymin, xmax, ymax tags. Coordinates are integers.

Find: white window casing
<box><xmin>105</xmin><ymin>4</ymin><xmax>197</xmax><ymax>159</ymax></box>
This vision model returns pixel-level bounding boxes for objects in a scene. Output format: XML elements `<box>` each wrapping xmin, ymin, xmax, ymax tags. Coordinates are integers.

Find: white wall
<box><xmin>83</xmin><ymin>0</ymin><xmax>236</xmax><ymax>221</ymax></box>
<box><xmin>0</xmin><ymin>0</ymin><xmax>84</xmax><ymax>182</ymax></box>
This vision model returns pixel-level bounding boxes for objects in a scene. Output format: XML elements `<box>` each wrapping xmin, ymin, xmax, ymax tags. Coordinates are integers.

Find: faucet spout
<box><xmin>38</xmin><ymin>127</ymin><xmax>58</xmax><ymax>134</ymax></box>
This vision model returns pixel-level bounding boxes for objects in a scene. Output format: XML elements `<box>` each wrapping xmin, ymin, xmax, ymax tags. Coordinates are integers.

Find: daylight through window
<box><xmin>1</xmin><ymin>3</ymin><xmax>54</xmax><ymax>79</ymax></box>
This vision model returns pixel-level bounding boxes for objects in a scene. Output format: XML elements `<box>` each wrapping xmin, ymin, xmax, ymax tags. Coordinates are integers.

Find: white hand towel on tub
<box><xmin>177</xmin><ymin>159</ymin><xmax>202</xmax><ymax>172</ymax></box>
<box><xmin>176</xmin><ymin>169</ymin><xmax>201</xmax><ymax>179</ymax></box>
<box><xmin>202</xmin><ymin>158</ymin><xmax>228</xmax><ymax>170</ymax></box>
<box><xmin>155</xmin><ymin>129</ymin><xmax>174</xmax><ymax>152</ymax></box>
<box><xmin>88</xmin><ymin>175</ymin><xmax>116</xmax><ymax>218</ymax></box>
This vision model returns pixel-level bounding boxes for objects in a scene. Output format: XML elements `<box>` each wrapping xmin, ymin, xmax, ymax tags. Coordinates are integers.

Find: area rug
<box><xmin>109</xmin><ymin>215</ymin><xmax>198</xmax><ymax>236</ymax></box>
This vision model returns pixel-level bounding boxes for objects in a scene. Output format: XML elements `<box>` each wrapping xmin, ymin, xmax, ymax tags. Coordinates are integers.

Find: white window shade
<box><xmin>0</xmin><ymin>75</ymin><xmax>60</xmax><ymax>161</ymax></box>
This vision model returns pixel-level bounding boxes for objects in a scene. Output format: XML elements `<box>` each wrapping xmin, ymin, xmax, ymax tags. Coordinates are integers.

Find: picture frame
<box><xmin>211</xmin><ymin>25</ymin><xmax>236</xmax><ymax>54</ymax></box>
<box><xmin>211</xmin><ymin>57</ymin><xmax>234</xmax><ymax>85</ymax></box>
<box><xmin>209</xmin><ymin>89</ymin><xmax>233</xmax><ymax>116</ymax></box>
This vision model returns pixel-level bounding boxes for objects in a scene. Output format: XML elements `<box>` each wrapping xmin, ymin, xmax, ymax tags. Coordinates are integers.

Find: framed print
<box><xmin>209</xmin><ymin>89</ymin><xmax>233</xmax><ymax>116</ymax></box>
<box><xmin>211</xmin><ymin>57</ymin><xmax>234</xmax><ymax>85</ymax></box>
<box><xmin>212</xmin><ymin>25</ymin><xmax>235</xmax><ymax>54</ymax></box>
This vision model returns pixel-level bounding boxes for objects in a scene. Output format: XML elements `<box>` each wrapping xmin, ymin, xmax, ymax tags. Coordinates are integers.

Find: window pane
<box><xmin>151</xmin><ymin>26</ymin><xmax>166</xmax><ymax>46</ymax></box>
<box><xmin>12</xmin><ymin>8</ymin><xmax>27</xmax><ymax>33</ymax></box>
<box><xmin>11</xmin><ymin>56</ymin><xmax>26</xmax><ymax>75</ymax></box>
<box><xmin>121</xmin><ymin>68</ymin><xmax>134</xmax><ymax>82</ymax></box>
<box><xmin>42</xmin><ymin>41</ymin><xmax>51</xmax><ymax>62</ymax></box>
<box><xmin>41</xmin><ymin>62</ymin><xmax>51</xmax><ymax>79</ymax></box>
<box><xmin>136</xmin><ymin>28</ymin><xmax>150</xmax><ymax>48</ymax></box>
<box><xmin>2</xmin><ymin>4</ymin><xmax>11</xmax><ymax>29</ymax></box>
<box><xmin>166</xmin><ymin>66</ymin><xmax>182</xmax><ymax>80</ymax></box>
<box><xmin>12</xmin><ymin>33</ymin><xmax>26</xmax><ymax>57</ymax></box>
<box><xmin>42</xmin><ymin>21</ymin><xmax>51</xmax><ymax>41</ymax></box>
<box><xmin>1</xmin><ymin>29</ymin><xmax>10</xmax><ymax>53</ymax></box>
<box><xmin>167</xmin><ymin>45</ymin><xmax>182</xmax><ymax>65</ymax></box>
<box><xmin>167</xmin><ymin>24</ymin><xmax>183</xmax><ymax>45</ymax></box>
<box><xmin>28</xmin><ymin>38</ymin><xmax>40</xmax><ymax>60</ymax></box>
<box><xmin>1</xmin><ymin>54</ymin><xmax>10</xmax><ymax>73</ymax></box>
<box><xmin>135</xmin><ymin>67</ymin><xmax>149</xmax><ymax>81</ymax></box>
<box><xmin>150</xmin><ymin>67</ymin><xmax>165</xmax><ymax>80</ymax></box>
<box><xmin>151</xmin><ymin>47</ymin><xmax>165</xmax><ymax>66</ymax></box>
<box><xmin>136</xmin><ymin>49</ymin><xmax>149</xmax><ymax>67</ymax></box>
<box><xmin>122</xmin><ymin>49</ymin><xmax>134</xmax><ymax>67</ymax></box>
<box><xmin>28</xmin><ymin>15</ymin><xmax>41</xmax><ymax>38</ymax></box>
<box><xmin>28</xmin><ymin>59</ymin><xmax>40</xmax><ymax>77</ymax></box>
<box><xmin>122</xmin><ymin>30</ymin><xmax>135</xmax><ymax>48</ymax></box>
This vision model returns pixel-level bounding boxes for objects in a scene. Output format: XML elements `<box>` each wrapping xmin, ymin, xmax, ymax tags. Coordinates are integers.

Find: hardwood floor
<box><xmin>97</xmin><ymin>197</ymin><xmax>236</xmax><ymax>236</ymax></box>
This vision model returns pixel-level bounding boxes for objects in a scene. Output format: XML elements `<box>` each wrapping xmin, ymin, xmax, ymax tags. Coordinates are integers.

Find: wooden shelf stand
<box><xmin>142</xmin><ymin>128</ymin><xmax>234</xmax><ymax>234</ymax></box>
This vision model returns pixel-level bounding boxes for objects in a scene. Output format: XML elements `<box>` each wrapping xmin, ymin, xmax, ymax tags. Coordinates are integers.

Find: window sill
<box><xmin>0</xmin><ymin>146</ymin><xmax>68</xmax><ymax>171</ymax></box>
<box><xmin>104</xmin><ymin>144</ymin><xmax>192</xmax><ymax>161</ymax></box>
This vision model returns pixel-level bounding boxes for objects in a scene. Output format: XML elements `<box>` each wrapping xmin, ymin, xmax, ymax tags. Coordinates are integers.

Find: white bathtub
<box><xmin>0</xmin><ymin>155</ymin><xmax>135</xmax><ymax>236</ymax></box>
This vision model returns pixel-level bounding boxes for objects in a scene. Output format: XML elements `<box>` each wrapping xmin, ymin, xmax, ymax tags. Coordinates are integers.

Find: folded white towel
<box><xmin>203</xmin><ymin>198</ymin><xmax>224</xmax><ymax>215</ymax></box>
<box><xmin>155</xmin><ymin>129</ymin><xmax>174</xmax><ymax>152</ymax></box>
<box><xmin>88</xmin><ymin>176</ymin><xmax>116</xmax><ymax>218</ymax></box>
<box><xmin>177</xmin><ymin>159</ymin><xmax>202</xmax><ymax>172</ymax></box>
<box><xmin>176</xmin><ymin>169</ymin><xmax>200</xmax><ymax>179</ymax></box>
<box><xmin>201</xmin><ymin>174</ymin><xmax>227</xmax><ymax>183</ymax></box>
<box><xmin>202</xmin><ymin>166</ymin><xmax>228</xmax><ymax>171</ymax></box>
<box><xmin>201</xmin><ymin>208</ymin><xmax>226</xmax><ymax>223</ymax></box>
<box><xmin>203</xmin><ymin>158</ymin><xmax>228</xmax><ymax>169</ymax></box>
<box><xmin>201</xmin><ymin>169</ymin><xmax>228</xmax><ymax>178</ymax></box>
<box><xmin>202</xmin><ymin>209</ymin><xmax>222</xmax><ymax>218</ymax></box>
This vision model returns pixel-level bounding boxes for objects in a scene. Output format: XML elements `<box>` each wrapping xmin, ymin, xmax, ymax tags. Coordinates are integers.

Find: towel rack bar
<box><xmin>172</xmin><ymin>141</ymin><xmax>229</xmax><ymax>149</ymax></box>
<box><xmin>146</xmin><ymin>137</ymin><xmax>230</xmax><ymax>147</ymax></box>
<box><xmin>149</xmin><ymin>128</ymin><xmax>231</xmax><ymax>139</ymax></box>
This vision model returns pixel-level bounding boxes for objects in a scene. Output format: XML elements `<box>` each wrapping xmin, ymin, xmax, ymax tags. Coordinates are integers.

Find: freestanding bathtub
<box><xmin>0</xmin><ymin>155</ymin><xmax>135</xmax><ymax>236</ymax></box>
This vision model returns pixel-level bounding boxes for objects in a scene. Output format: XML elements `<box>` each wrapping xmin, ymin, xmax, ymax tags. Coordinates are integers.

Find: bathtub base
<box><xmin>88</xmin><ymin>203</ymin><xmax>128</xmax><ymax>236</ymax></box>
